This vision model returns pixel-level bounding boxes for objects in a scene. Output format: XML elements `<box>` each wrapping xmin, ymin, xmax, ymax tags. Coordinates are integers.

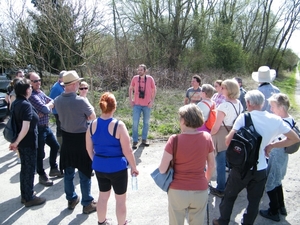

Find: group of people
<box><xmin>7</xmin><ymin>67</ymin><xmax>150</xmax><ymax>225</ymax></box>
<box><xmin>6</xmin><ymin>64</ymin><xmax>300</xmax><ymax>225</ymax></box>
<box><xmin>161</xmin><ymin>65</ymin><xmax>299</xmax><ymax>225</ymax></box>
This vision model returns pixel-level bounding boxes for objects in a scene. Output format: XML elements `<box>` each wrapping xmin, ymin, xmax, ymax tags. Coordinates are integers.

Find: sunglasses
<box><xmin>79</xmin><ymin>87</ymin><xmax>88</xmax><ymax>90</ymax></box>
<box><xmin>31</xmin><ymin>79</ymin><xmax>41</xmax><ymax>83</ymax></box>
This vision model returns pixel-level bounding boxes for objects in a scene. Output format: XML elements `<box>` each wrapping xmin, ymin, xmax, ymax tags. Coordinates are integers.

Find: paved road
<box><xmin>1</xmin><ymin>69</ymin><xmax>300</xmax><ymax>224</ymax></box>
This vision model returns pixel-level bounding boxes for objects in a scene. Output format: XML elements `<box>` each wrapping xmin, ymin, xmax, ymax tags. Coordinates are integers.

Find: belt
<box><xmin>38</xmin><ymin>124</ymin><xmax>48</xmax><ymax>127</ymax></box>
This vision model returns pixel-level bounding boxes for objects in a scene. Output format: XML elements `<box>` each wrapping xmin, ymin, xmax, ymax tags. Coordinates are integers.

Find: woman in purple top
<box><xmin>211</xmin><ymin>80</ymin><xmax>226</xmax><ymax>107</ymax></box>
<box><xmin>86</xmin><ymin>92</ymin><xmax>139</xmax><ymax>225</ymax></box>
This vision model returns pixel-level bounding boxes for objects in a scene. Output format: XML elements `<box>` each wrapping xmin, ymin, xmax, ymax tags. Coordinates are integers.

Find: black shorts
<box><xmin>95</xmin><ymin>169</ymin><xmax>128</xmax><ymax>195</ymax></box>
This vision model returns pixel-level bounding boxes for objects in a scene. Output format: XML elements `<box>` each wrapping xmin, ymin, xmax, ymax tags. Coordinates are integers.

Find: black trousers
<box><xmin>18</xmin><ymin>147</ymin><xmax>36</xmax><ymax>202</ymax></box>
<box><xmin>218</xmin><ymin>168</ymin><xmax>267</xmax><ymax>225</ymax></box>
<box><xmin>267</xmin><ymin>185</ymin><xmax>285</xmax><ymax>214</ymax></box>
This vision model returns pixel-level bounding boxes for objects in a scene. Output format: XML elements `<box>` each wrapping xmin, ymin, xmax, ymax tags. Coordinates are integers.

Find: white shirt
<box><xmin>218</xmin><ymin>101</ymin><xmax>243</xmax><ymax>126</ymax></box>
<box><xmin>233</xmin><ymin>110</ymin><xmax>291</xmax><ymax>171</ymax></box>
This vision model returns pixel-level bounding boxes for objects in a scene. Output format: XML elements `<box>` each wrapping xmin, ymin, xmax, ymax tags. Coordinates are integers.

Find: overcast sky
<box><xmin>1</xmin><ymin>0</ymin><xmax>299</xmax><ymax>56</ymax></box>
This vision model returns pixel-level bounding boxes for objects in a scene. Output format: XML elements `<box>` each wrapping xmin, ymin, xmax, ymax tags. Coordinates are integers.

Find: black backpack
<box><xmin>226</xmin><ymin>113</ymin><xmax>262</xmax><ymax>179</ymax></box>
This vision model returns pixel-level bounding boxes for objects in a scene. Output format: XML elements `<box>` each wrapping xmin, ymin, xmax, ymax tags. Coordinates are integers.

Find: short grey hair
<box><xmin>245</xmin><ymin>90</ymin><xmax>265</xmax><ymax>107</ymax></box>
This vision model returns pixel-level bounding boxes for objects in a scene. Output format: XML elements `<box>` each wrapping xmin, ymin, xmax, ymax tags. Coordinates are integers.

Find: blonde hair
<box><xmin>222</xmin><ymin>79</ymin><xmax>240</xmax><ymax>99</ymax></box>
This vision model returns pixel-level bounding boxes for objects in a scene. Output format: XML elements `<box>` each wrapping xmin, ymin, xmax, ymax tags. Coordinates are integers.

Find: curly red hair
<box><xmin>99</xmin><ymin>92</ymin><xmax>116</xmax><ymax>114</ymax></box>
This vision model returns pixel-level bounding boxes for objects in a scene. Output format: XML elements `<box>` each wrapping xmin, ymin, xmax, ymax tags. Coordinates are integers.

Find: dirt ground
<box><xmin>1</xmin><ymin>70</ymin><xmax>300</xmax><ymax>225</ymax></box>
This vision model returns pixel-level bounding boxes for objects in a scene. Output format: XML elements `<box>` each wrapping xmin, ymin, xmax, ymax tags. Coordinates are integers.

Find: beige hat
<box><xmin>252</xmin><ymin>66</ymin><xmax>276</xmax><ymax>83</ymax></box>
<box><xmin>62</xmin><ymin>70</ymin><xmax>83</xmax><ymax>85</ymax></box>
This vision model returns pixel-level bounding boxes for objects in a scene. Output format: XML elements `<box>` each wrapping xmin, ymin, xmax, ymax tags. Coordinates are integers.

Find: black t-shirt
<box><xmin>12</xmin><ymin>97</ymin><xmax>38</xmax><ymax>149</ymax></box>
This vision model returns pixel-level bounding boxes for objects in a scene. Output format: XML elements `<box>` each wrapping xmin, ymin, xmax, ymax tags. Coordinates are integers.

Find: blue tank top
<box><xmin>91</xmin><ymin>117</ymin><xmax>128</xmax><ymax>173</ymax></box>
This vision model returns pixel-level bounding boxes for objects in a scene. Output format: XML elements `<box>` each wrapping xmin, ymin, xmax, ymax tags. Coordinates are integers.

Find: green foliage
<box><xmin>273</xmin><ymin>67</ymin><xmax>300</xmax><ymax>119</ymax></box>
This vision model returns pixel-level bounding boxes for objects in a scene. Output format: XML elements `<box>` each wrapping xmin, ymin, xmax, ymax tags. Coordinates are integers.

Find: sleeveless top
<box><xmin>91</xmin><ymin>117</ymin><xmax>128</xmax><ymax>173</ymax></box>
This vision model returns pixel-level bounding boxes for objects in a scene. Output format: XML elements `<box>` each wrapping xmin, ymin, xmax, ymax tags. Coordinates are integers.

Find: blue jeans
<box><xmin>64</xmin><ymin>167</ymin><xmax>94</xmax><ymax>206</ymax></box>
<box><xmin>132</xmin><ymin>105</ymin><xmax>151</xmax><ymax>142</ymax></box>
<box><xmin>37</xmin><ymin>126</ymin><xmax>60</xmax><ymax>176</ymax></box>
<box><xmin>216</xmin><ymin>151</ymin><xmax>226</xmax><ymax>192</ymax></box>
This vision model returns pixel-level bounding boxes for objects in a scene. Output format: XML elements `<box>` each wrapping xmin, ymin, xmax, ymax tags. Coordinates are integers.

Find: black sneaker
<box><xmin>142</xmin><ymin>139</ymin><xmax>150</xmax><ymax>146</ymax></box>
<box><xmin>132</xmin><ymin>142</ymin><xmax>138</xmax><ymax>150</ymax></box>
<box><xmin>259</xmin><ymin>209</ymin><xmax>280</xmax><ymax>222</ymax></box>
<box><xmin>279</xmin><ymin>206</ymin><xmax>287</xmax><ymax>215</ymax></box>
<box><xmin>210</xmin><ymin>186</ymin><xmax>224</xmax><ymax>198</ymax></box>
<box><xmin>39</xmin><ymin>174</ymin><xmax>53</xmax><ymax>186</ymax></box>
<box><xmin>68</xmin><ymin>196</ymin><xmax>80</xmax><ymax>210</ymax></box>
<box><xmin>49</xmin><ymin>168</ymin><xmax>64</xmax><ymax>178</ymax></box>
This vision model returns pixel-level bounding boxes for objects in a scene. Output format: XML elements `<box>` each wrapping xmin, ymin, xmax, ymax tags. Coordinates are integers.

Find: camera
<box><xmin>139</xmin><ymin>90</ymin><xmax>145</xmax><ymax>99</ymax></box>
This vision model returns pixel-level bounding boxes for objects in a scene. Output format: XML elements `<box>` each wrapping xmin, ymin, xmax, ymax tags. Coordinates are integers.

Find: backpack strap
<box><xmin>113</xmin><ymin>120</ymin><xmax>119</xmax><ymax>138</ymax></box>
<box><xmin>89</xmin><ymin>119</ymin><xmax>96</xmax><ymax>136</ymax></box>
<box><xmin>202</xmin><ymin>101</ymin><xmax>214</xmax><ymax>110</ymax></box>
<box><xmin>244</xmin><ymin>113</ymin><xmax>259</xmax><ymax>175</ymax></box>
<box><xmin>283</xmin><ymin>118</ymin><xmax>295</xmax><ymax>128</ymax></box>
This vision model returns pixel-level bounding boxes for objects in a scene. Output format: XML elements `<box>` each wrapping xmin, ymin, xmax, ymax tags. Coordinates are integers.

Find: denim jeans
<box><xmin>64</xmin><ymin>167</ymin><xmax>94</xmax><ymax>206</ymax></box>
<box><xmin>216</xmin><ymin>150</ymin><xmax>226</xmax><ymax>192</ymax></box>
<box><xmin>132</xmin><ymin>105</ymin><xmax>151</xmax><ymax>142</ymax></box>
<box><xmin>37</xmin><ymin>126</ymin><xmax>60</xmax><ymax>176</ymax></box>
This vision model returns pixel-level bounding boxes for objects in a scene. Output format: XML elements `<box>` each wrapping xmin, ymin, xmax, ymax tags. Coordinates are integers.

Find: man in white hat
<box><xmin>252</xmin><ymin>66</ymin><xmax>280</xmax><ymax>112</ymax></box>
<box><xmin>54</xmin><ymin>70</ymin><xmax>97</xmax><ymax>214</ymax></box>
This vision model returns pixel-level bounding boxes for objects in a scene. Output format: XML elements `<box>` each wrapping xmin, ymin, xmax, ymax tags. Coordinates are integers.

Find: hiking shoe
<box><xmin>24</xmin><ymin>196</ymin><xmax>46</xmax><ymax>207</ymax></box>
<box><xmin>83</xmin><ymin>200</ymin><xmax>97</xmax><ymax>214</ymax></box>
<box><xmin>68</xmin><ymin>196</ymin><xmax>80</xmax><ymax>210</ymax></box>
<box><xmin>142</xmin><ymin>139</ymin><xmax>150</xmax><ymax>146</ymax></box>
<box><xmin>210</xmin><ymin>186</ymin><xmax>224</xmax><ymax>198</ymax></box>
<box><xmin>132</xmin><ymin>142</ymin><xmax>138</xmax><ymax>150</ymax></box>
<box><xmin>279</xmin><ymin>206</ymin><xmax>287</xmax><ymax>215</ymax></box>
<box><xmin>39</xmin><ymin>174</ymin><xmax>53</xmax><ymax>186</ymax></box>
<box><xmin>21</xmin><ymin>191</ymin><xmax>37</xmax><ymax>204</ymax></box>
<box><xmin>49</xmin><ymin>168</ymin><xmax>64</xmax><ymax>178</ymax></box>
<box><xmin>259</xmin><ymin>209</ymin><xmax>280</xmax><ymax>222</ymax></box>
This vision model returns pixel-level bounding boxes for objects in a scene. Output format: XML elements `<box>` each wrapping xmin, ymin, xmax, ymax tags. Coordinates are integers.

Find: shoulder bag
<box><xmin>150</xmin><ymin>135</ymin><xmax>178</xmax><ymax>192</ymax></box>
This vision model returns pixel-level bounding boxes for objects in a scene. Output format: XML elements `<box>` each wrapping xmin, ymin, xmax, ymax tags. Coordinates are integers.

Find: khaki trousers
<box><xmin>168</xmin><ymin>188</ymin><xmax>208</xmax><ymax>225</ymax></box>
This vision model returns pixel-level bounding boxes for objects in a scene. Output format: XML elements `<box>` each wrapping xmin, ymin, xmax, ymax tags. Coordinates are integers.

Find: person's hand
<box><xmin>9</xmin><ymin>142</ymin><xmax>18</xmax><ymax>151</ymax></box>
<box><xmin>148</xmin><ymin>101</ymin><xmax>154</xmax><ymax>108</ymax></box>
<box><xmin>131</xmin><ymin>168</ymin><xmax>139</xmax><ymax>176</ymax></box>
<box><xmin>264</xmin><ymin>144</ymin><xmax>273</xmax><ymax>157</ymax></box>
<box><xmin>129</xmin><ymin>100</ymin><xmax>135</xmax><ymax>107</ymax></box>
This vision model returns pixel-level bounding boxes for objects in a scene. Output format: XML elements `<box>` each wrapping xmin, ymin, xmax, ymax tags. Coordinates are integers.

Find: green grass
<box><xmin>46</xmin><ymin>67</ymin><xmax>300</xmax><ymax>140</ymax></box>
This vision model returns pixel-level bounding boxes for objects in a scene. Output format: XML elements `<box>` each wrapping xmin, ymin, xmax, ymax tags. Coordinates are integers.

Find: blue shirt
<box><xmin>49</xmin><ymin>81</ymin><xmax>64</xmax><ymax>114</ymax></box>
<box><xmin>91</xmin><ymin>118</ymin><xmax>127</xmax><ymax>173</ymax></box>
<box><xmin>258</xmin><ymin>83</ymin><xmax>280</xmax><ymax>112</ymax></box>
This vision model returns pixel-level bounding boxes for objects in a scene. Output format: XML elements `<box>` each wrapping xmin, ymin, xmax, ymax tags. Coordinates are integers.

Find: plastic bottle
<box><xmin>132</xmin><ymin>174</ymin><xmax>138</xmax><ymax>191</ymax></box>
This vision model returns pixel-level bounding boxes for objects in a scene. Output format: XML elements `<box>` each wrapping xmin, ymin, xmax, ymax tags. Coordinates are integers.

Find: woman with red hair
<box><xmin>86</xmin><ymin>92</ymin><xmax>139</xmax><ymax>225</ymax></box>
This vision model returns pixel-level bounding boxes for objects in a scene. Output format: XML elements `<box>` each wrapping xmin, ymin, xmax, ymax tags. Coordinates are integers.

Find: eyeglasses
<box><xmin>79</xmin><ymin>87</ymin><xmax>88</xmax><ymax>90</ymax></box>
<box><xmin>31</xmin><ymin>79</ymin><xmax>41</xmax><ymax>83</ymax></box>
<box><xmin>221</xmin><ymin>86</ymin><xmax>226</xmax><ymax>90</ymax></box>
